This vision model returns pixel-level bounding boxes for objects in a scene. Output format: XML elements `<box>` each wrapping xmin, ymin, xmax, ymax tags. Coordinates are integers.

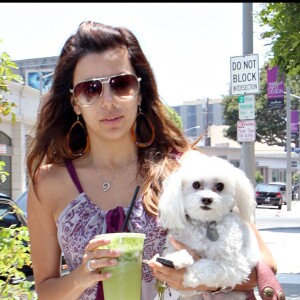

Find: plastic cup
<box><xmin>97</xmin><ymin>232</ymin><xmax>146</xmax><ymax>300</ymax></box>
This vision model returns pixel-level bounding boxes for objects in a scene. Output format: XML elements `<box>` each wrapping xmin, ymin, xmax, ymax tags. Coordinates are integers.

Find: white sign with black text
<box><xmin>230</xmin><ymin>54</ymin><xmax>260</xmax><ymax>95</ymax></box>
<box><xmin>237</xmin><ymin>120</ymin><xmax>256</xmax><ymax>142</ymax></box>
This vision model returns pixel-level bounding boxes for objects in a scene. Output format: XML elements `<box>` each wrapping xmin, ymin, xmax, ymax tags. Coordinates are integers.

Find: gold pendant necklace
<box><xmin>90</xmin><ymin>156</ymin><xmax>136</xmax><ymax>192</ymax></box>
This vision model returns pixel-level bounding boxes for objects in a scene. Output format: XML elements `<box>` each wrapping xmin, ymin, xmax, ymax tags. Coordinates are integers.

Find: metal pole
<box><xmin>205</xmin><ymin>97</ymin><xmax>209</xmax><ymax>146</ymax></box>
<box><xmin>286</xmin><ymin>83</ymin><xmax>292</xmax><ymax>211</ymax></box>
<box><xmin>241</xmin><ymin>3</ymin><xmax>255</xmax><ymax>186</ymax></box>
<box><xmin>39</xmin><ymin>72</ymin><xmax>43</xmax><ymax>100</ymax></box>
<box><xmin>284</xmin><ymin>91</ymin><xmax>300</xmax><ymax>205</ymax></box>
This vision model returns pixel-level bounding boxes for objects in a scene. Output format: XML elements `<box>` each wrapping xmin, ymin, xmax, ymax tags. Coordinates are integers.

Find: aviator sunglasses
<box><xmin>70</xmin><ymin>73</ymin><xmax>142</xmax><ymax>106</ymax></box>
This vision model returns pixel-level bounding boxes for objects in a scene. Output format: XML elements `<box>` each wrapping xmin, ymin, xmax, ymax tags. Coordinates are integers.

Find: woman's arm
<box><xmin>27</xmin><ymin>167</ymin><xmax>119</xmax><ymax>300</ymax></box>
<box><xmin>149</xmin><ymin>224</ymin><xmax>277</xmax><ymax>293</ymax></box>
<box><xmin>27</xmin><ymin>178</ymin><xmax>90</xmax><ymax>299</ymax></box>
<box><xmin>251</xmin><ymin>222</ymin><xmax>277</xmax><ymax>273</ymax></box>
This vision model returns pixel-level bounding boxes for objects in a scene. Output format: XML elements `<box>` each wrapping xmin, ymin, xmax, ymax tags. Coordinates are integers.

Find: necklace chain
<box><xmin>90</xmin><ymin>156</ymin><xmax>136</xmax><ymax>192</ymax></box>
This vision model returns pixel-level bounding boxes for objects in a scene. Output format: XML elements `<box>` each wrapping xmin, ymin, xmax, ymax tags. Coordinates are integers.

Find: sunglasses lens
<box><xmin>110</xmin><ymin>74</ymin><xmax>139</xmax><ymax>99</ymax></box>
<box><xmin>74</xmin><ymin>80</ymin><xmax>102</xmax><ymax>105</ymax></box>
<box><xmin>72</xmin><ymin>74</ymin><xmax>140</xmax><ymax>105</ymax></box>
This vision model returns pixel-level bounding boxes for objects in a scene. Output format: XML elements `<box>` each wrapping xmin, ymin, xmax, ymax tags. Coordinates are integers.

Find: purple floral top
<box><xmin>56</xmin><ymin>161</ymin><xmax>167</xmax><ymax>300</ymax></box>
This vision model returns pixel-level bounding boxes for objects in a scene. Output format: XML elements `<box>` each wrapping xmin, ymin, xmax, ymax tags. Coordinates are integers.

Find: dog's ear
<box><xmin>158</xmin><ymin>169</ymin><xmax>187</xmax><ymax>230</ymax></box>
<box><xmin>234</xmin><ymin>168</ymin><xmax>256</xmax><ymax>223</ymax></box>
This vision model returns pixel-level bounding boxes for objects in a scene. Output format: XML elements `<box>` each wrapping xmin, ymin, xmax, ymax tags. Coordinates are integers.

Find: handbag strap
<box><xmin>256</xmin><ymin>260</ymin><xmax>286</xmax><ymax>300</ymax></box>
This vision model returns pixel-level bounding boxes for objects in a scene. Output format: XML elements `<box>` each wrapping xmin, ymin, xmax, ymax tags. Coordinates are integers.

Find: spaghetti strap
<box><xmin>64</xmin><ymin>160</ymin><xmax>84</xmax><ymax>194</ymax></box>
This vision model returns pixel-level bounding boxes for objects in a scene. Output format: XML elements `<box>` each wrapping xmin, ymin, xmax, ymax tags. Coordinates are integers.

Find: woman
<box><xmin>27</xmin><ymin>21</ymin><xmax>276</xmax><ymax>300</ymax></box>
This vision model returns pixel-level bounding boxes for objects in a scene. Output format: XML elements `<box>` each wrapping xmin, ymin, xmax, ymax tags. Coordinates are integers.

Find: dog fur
<box><xmin>158</xmin><ymin>150</ymin><xmax>261</xmax><ymax>300</ymax></box>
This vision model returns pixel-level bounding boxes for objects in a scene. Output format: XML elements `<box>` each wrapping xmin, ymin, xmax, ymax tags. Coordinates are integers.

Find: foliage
<box><xmin>222</xmin><ymin>63</ymin><xmax>300</xmax><ymax>147</ymax></box>
<box><xmin>292</xmin><ymin>173</ymin><xmax>299</xmax><ymax>185</ymax></box>
<box><xmin>0</xmin><ymin>39</ymin><xmax>24</xmax><ymax>123</ymax></box>
<box><xmin>0</xmin><ymin>161</ymin><xmax>9</xmax><ymax>184</ymax></box>
<box><xmin>0</xmin><ymin>223</ymin><xmax>36</xmax><ymax>299</ymax></box>
<box><xmin>255</xmin><ymin>171</ymin><xmax>264</xmax><ymax>184</ymax></box>
<box><xmin>164</xmin><ymin>105</ymin><xmax>183</xmax><ymax>129</ymax></box>
<box><xmin>0</xmin><ymin>40</ymin><xmax>35</xmax><ymax>298</ymax></box>
<box><xmin>254</xmin><ymin>3</ymin><xmax>300</xmax><ymax>77</ymax></box>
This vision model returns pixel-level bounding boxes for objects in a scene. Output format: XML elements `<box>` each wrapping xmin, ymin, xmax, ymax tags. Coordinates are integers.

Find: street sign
<box><xmin>238</xmin><ymin>95</ymin><xmax>255</xmax><ymax>120</ymax></box>
<box><xmin>237</xmin><ymin>120</ymin><xmax>256</xmax><ymax>142</ymax></box>
<box><xmin>230</xmin><ymin>54</ymin><xmax>260</xmax><ymax>95</ymax></box>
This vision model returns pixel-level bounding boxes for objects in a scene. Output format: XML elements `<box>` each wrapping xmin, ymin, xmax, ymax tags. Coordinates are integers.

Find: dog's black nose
<box><xmin>202</xmin><ymin>198</ymin><xmax>213</xmax><ymax>205</ymax></box>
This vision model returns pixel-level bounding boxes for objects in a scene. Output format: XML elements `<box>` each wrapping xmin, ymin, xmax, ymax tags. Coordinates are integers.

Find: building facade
<box><xmin>172</xmin><ymin>98</ymin><xmax>224</xmax><ymax>146</ymax></box>
<box><xmin>1</xmin><ymin>82</ymin><xmax>40</xmax><ymax>198</ymax></box>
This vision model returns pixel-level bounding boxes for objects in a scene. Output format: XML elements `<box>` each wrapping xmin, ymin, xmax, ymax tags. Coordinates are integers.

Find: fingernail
<box><xmin>110</xmin><ymin>259</ymin><xmax>118</xmax><ymax>264</ymax></box>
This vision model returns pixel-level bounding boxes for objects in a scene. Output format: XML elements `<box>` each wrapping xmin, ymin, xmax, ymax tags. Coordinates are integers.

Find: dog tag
<box><xmin>206</xmin><ymin>221</ymin><xmax>219</xmax><ymax>241</ymax></box>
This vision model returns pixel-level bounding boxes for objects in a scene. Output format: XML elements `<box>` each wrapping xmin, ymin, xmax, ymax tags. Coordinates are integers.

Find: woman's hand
<box><xmin>75</xmin><ymin>235</ymin><xmax>123</xmax><ymax>288</ymax></box>
<box><xmin>148</xmin><ymin>254</ymin><xmax>193</xmax><ymax>291</ymax></box>
<box><xmin>147</xmin><ymin>235</ymin><xmax>201</xmax><ymax>291</ymax></box>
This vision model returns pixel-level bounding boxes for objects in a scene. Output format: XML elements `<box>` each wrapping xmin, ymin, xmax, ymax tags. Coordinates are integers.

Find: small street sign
<box><xmin>237</xmin><ymin>120</ymin><xmax>256</xmax><ymax>142</ymax></box>
<box><xmin>238</xmin><ymin>95</ymin><xmax>255</xmax><ymax>120</ymax></box>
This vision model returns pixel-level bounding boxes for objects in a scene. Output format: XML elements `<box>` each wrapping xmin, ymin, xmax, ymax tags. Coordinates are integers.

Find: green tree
<box><xmin>255</xmin><ymin>3</ymin><xmax>300</xmax><ymax>77</ymax></box>
<box><xmin>0</xmin><ymin>40</ymin><xmax>36</xmax><ymax>299</ymax></box>
<box><xmin>164</xmin><ymin>105</ymin><xmax>183</xmax><ymax>129</ymax></box>
<box><xmin>255</xmin><ymin>171</ymin><xmax>264</xmax><ymax>184</ymax></box>
<box><xmin>222</xmin><ymin>64</ymin><xmax>300</xmax><ymax>146</ymax></box>
<box><xmin>0</xmin><ymin>39</ymin><xmax>23</xmax><ymax>123</ymax></box>
<box><xmin>0</xmin><ymin>220</ymin><xmax>35</xmax><ymax>299</ymax></box>
<box><xmin>0</xmin><ymin>161</ymin><xmax>9</xmax><ymax>184</ymax></box>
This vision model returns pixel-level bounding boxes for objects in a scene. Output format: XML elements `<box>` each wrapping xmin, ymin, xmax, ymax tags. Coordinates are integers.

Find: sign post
<box><xmin>230</xmin><ymin>4</ymin><xmax>259</xmax><ymax>187</ymax></box>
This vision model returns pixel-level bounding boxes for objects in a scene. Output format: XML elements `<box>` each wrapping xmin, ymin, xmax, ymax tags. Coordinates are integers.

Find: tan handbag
<box><xmin>246</xmin><ymin>260</ymin><xmax>286</xmax><ymax>300</ymax></box>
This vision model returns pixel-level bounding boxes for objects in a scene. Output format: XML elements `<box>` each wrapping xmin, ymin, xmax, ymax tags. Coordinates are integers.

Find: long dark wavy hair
<box><xmin>27</xmin><ymin>21</ymin><xmax>191</xmax><ymax>216</ymax></box>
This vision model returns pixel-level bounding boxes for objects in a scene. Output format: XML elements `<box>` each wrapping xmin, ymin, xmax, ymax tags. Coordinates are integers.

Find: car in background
<box><xmin>0</xmin><ymin>192</ymin><xmax>27</xmax><ymax>229</ymax></box>
<box><xmin>255</xmin><ymin>183</ymin><xmax>285</xmax><ymax>209</ymax></box>
<box><xmin>15</xmin><ymin>190</ymin><xmax>28</xmax><ymax>218</ymax></box>
<box><xmin>269</xmin><ymin>181</ymin><xmax>297</xmax><ymax>202</ymax></box>
<box><xmin>268</xmin><ymin>182</ymin><xmax>287</xmax><ymax>204</ymax></box>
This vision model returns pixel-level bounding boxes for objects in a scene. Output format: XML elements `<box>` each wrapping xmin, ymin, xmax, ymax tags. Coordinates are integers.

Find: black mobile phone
<box><xmin>156</xmin><ymin>256</ymin><xmax>175</xmax><ymax>268</ymax></box>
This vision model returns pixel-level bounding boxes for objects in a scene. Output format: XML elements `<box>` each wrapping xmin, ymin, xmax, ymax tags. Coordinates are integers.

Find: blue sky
<box><xmin>0</xmin><ymin>3</ymin><xmax>270</xmax><ymax>106</ymax></box>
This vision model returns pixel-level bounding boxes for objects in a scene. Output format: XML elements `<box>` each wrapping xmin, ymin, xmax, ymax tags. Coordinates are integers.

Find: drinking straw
<box><xmin>121</xmin><ymin>185</ymin><xmax>140</xmax><ymax>232</ymax></box>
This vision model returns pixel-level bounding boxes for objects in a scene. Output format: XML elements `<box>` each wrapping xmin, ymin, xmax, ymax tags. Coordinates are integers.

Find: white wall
<box><xmin>1</xmin><ymin>82</ymin><xmax>40</xmax><ymax>199</ymax></box>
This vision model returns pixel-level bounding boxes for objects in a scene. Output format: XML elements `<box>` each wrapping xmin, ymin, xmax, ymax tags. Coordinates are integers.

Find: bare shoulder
<box><xmin>36</xmin><ymin>163</ymin><xmax>67</xmax><ymax>194</ymax></box>
<box><xmin>29</xmin><ymin>162</ymin><xmax>74</xmax><ymax>214</ymax></box>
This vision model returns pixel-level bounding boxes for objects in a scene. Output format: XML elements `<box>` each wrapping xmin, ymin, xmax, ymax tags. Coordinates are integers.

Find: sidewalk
<box><xmin>275</xmin><ymin>199</ymin><xmax>300</xmax><ymax>219</ymax></box>
<box><xmin>265</xmin><ymin>200</ymin><xmax>300</xmax><ymax>274</ymax></box>
<box><xmin>256</xmin><ymin>200</ymin><xmax>300</xmax><ymax>300</ymax></box>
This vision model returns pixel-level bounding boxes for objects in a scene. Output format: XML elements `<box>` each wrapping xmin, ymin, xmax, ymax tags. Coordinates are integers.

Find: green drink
<box><xmin>97</xmin><ymin>232</ymin><xmax>146</xmax><ymax>300</ymax></box>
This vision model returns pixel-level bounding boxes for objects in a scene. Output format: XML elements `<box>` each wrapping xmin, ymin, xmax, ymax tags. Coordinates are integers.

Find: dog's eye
<box><xmin>192</xmin><ymin>181</ymin><xmax>201</xmax><ymax>189</ymax></box>
<box><xmin>216</xmin><ymin>182</ymin><xmax>224</xmax><ymax>191</ymax></box>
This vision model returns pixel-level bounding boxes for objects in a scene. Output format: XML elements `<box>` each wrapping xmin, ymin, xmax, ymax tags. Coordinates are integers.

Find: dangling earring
<box><xmin>65</xmin><ymin>115</ymin><xmax>90</xmax><ymax>157</ymax></box>
<box><xmin>131</xmin><ymin>105</ymin><xmax>155</xmax><ymax>148</ymax></box>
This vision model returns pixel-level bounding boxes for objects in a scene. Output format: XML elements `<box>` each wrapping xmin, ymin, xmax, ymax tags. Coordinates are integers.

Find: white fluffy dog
<box><xmin>158</xmin><ymin>150</ymin><xmax>261</xmax><ymax>300</ymax></box>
